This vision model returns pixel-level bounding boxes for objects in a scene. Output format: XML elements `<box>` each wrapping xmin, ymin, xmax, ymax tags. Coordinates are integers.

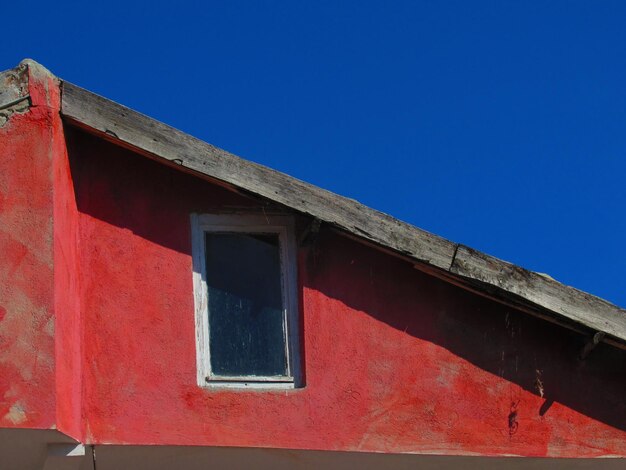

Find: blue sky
<box><xmin>3</xmin><ymin>1</ymin><xmax>625</xmax><ymax>306</ymax></box>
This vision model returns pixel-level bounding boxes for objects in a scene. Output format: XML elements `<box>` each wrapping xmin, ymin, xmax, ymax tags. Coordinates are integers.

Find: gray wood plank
<box><xmin>450</xmin><ymin>246</ymin><xmax>626</xmax><ymax>344</ymax></box>
<box><xmin>60</xmin><ymin>81</ymin><xmax>457</xmax><ymax>271</ymax></box>
<box><xmin>59</xmin><ymin>79</ymin><xmax>626</xmax><ymax>347</ymax></box>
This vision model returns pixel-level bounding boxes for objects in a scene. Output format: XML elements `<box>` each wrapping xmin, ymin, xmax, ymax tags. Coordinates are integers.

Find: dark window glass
<box><xmin>205</xmin><ymin>232</ymin><xmax>287</xmax><ymax>377</ymax></box>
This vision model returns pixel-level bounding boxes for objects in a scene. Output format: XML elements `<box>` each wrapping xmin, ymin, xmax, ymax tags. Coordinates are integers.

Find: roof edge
<box><xmin>13</xmin><ymin>63</ymin><xmax>617</xmax><ymax>349</ymax></box>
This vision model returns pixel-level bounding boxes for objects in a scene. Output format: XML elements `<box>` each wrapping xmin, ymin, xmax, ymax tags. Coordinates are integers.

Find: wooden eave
<box><xmin>10</xmin><ymin>62</ymin><xmax>619</xmax><ymax>350</ymax></box>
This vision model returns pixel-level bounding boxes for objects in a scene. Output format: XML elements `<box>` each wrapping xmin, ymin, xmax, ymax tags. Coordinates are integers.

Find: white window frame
<box><xmin>191</xmin><ymin>213</ymin><xmax>301</xmax><ymax>389</ymax></box>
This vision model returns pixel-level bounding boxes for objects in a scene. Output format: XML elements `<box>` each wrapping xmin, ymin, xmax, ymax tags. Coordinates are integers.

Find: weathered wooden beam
<box><xmin>449</xmin><ymin>246</ymin><xmax>626</xmax><ymax>346</ymax></box>
<box><xmin>60</xmin><ymin>81</ymin><xmax>457</xmax><ymax>271</ymax></box>
<box><xmin>59</xmin><ymin>79</ymin><xmax>626</xmax><ymax>348</ymax></box>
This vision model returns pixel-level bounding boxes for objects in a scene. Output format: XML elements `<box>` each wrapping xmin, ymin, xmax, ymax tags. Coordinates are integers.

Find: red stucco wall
<box><xmin>0</xmin><ymin>65</ymin><xmax>60</xmax><ymax>429</ymax></box>
<box><xmin>53</xmin><ymin>108</ymin><xmax>82</xmax><ymax>441</ymax></box>
<box><xmin>65</xmin><ymin>128</ymin><xmax>626</xmax><ymax>457</ymax></box>
<box><xmin>1</xmin><ymin>66</ymin><xmax>624</xmax><ymax>456</ymax></box>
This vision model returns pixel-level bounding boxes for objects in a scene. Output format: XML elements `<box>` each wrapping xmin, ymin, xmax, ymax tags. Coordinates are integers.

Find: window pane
<box><xmin>205</xmin><ymin>232</ymin><xmax>288</xmax><ymax>377</ymax></box>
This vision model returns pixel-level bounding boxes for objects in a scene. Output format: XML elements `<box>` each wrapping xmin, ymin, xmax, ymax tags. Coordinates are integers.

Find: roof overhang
<box><xmin>6</xmin><ymin>60</ymin><xmax>626</xmax><ymax>350</ymax></box>
<box><xmin>59</xmin><ymin>80</ymin><xmax>626</xmax><ymax>351</ymax></box>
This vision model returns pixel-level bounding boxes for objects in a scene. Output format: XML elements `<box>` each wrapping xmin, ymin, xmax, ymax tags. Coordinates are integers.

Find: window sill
<box><xmin>202</xmin><ymin>379</ymin><xmax>297</xmax><ymax>390</ymax></box>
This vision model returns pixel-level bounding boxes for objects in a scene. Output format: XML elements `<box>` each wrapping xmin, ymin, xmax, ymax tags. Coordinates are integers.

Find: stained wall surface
<box><xmin>65</xmin><ymin>128</ymin><xmax>626</xmax><ymax>457</ymax></box>
<box><xmin>0</xmin><ymin>66</ymin><xmax>61</xmax><ymax>430</ymax></box>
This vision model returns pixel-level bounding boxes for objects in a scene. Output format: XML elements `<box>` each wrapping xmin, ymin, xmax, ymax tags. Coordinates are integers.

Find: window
<box><xmin>191</xmin><ymin>214</ymin><xmax>301</xmax><ymax>388</ymax></box>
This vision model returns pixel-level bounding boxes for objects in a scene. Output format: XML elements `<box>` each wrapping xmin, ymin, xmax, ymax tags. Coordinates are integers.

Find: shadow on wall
<box><xmin>65</xmin><ymin>127</ymin><xmax>288</xmax><ymax>258</ymax></box>
<box><xmin>65</xmin><ymin>126</ymin><xmax>626</xmax><ymax>438</ymax></box>
<box><xmin>305</xmin><ymin>229</ymin><xmax>626</xmax><ymax>435</ymax></box>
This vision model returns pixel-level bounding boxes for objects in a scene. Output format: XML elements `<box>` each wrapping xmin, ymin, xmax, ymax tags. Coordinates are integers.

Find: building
<box><xmin>1</xmin><ymin>60</ymin><xmax>624</xmax><ymax>469</ymax></box>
